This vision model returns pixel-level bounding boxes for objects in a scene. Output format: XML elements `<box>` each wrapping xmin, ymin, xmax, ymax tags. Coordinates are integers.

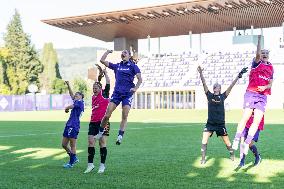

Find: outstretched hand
<box><xmin>238</xmin><ymin>67</ymin><xmax>248</xmax><ymax>78</ymax></box>
<box><xmin>64</xmin><ymin>81</ymin><xmax>69</xmax><ymax>85</ymax></box>
<box><xmin>197</xmin><ymin>66</ymin><xmax>204</xmax><ymax>73</ymax></box>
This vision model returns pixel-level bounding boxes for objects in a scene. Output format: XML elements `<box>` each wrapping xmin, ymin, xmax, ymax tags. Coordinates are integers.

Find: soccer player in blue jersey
<box><xmin>62</xmin><ymin>81</ymin><xmax>84</xmax><ymax>168</ymax></box>
<box><xmin>97</xmin><ymin>49</ymin><xmax>142</xmax><ymax>145</ymax></box>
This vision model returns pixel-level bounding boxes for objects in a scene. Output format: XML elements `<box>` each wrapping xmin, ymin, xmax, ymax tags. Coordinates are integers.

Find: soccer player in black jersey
<box><xmin>197</xmin><ymin>66</ymin><xmax>248</xmax><ymax>164</ymax></box>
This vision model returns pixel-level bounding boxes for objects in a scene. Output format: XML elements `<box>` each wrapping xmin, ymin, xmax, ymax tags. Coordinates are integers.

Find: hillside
<box><xmin>55</xmin><ymin>47</ymin><xmax>106</xmax><ymax>80</ymax></box>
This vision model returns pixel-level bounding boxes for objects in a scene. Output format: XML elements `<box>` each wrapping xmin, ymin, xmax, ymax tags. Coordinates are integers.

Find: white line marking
<box><xmin>0</xmin><ymin>125</ymin><xmax>191</xmax><ymax>138</ymax></box>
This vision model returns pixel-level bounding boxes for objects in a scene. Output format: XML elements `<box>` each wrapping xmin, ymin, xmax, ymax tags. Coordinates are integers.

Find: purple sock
<box><xmin>234</xmin><ymin>133</ymin><xmax>242</xmax><ymax>140</ymax></box>
<box><xmin>245</xmin><ymin>135</ymin><xmax>254</xmax><ymax>144</ymax></box>
<box><xmin>69</xmin><ymin>153</ymin><xmax>76</xmax><ymax>164</ymax></box>
<box><xmin>250</xmin><ymin>145</ymin><xmax>259</xmax><ymax>157</ymax></box>
<box><xmin>118</xmin><ymin>130</ymin><xmax>124</xmax><ymax>136</ymax></box>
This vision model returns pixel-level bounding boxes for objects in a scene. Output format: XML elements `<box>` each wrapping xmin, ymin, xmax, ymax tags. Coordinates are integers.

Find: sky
<box><xmin>0</xmin><ymin>0</ymin><xmax>284</xmax><ymax>54</ymax></box>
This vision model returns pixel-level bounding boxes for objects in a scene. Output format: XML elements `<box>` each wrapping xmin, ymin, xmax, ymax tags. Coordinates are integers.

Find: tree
<box><xmin>51</xmin><ymin>78</ymin><xmax>67</xmax><ymax>94</ymax></box>
<box><xmin>39</xmin><ymin>43</ymin><xmax>62</xmax><ymax>93</ymax></box>
<box><xmin>0</xmin><ymin>48</ymin><xmax>11</xmax><ymax>94</ymax></box>
<box><xmin>72</xmin><ymin>77</ymin><xmax>88</xmax><ymax>95</ymax></box>
<box><xmin>3</xmin><ymin>10</ymin><xmax>43</xmax><ymax>94</ymax></box>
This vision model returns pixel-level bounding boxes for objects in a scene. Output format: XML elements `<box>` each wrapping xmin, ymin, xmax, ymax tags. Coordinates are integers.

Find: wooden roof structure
<box><xmin>42</xmin><ymin>0</ymin><xmax>284</xmax><ymax>42</ymax></box>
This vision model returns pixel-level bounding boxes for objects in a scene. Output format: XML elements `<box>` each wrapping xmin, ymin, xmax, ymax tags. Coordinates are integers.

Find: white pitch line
<box><xmin>0</xmin><ymin>124</ymin><xmax>192</xmax><ymax>138</ymax></box>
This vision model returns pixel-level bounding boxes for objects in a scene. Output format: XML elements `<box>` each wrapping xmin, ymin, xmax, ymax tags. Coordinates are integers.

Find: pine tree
<box><xmin>39</xmin><ymin>42</ymin><xmax>64</xmax><ymax>93</ymax></box>
<box><xmin>4</xmin><ymin>10</ymin><xmax>43</xmax><ymax>94</ymax></box>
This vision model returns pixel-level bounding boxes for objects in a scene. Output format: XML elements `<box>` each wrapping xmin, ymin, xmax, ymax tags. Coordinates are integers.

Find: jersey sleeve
<box><xmin>108</xmin><ymin>62</ymin><xmax>118</xmax><ymax>71</ymax></box>
<box><xmin>133</xmin><ymin>64</ymin><xmax>141</xmax><ymax>75</ymax></box>
<box><xmin>206</xmin><ymin>91</ymin><xmax>213</xmax><ymax>100</ymax></box>
<box><xmin>103</xmin><ymin>84</ymin><xmax>110</xmax><ymax>98</ymax></box>
<box><xmin>251</xmin><ymin>58</ymin><xmax>261</xmax><ymax>68</ymax></box>
<box><xmin>221</xmin><ymin>92</ymin><xmax>228</xmax><ymax>100</ymax></box>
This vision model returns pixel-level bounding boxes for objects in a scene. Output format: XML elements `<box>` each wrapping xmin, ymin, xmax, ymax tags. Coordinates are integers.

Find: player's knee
<box><xmin>62</xmin><ymin>143</ymin><xmax>67</xmax><ymax>149</ymax></box>
<box><xmin>88</xmin><ymin>140</ymin><xmax>94</xmax><ymax>147</ymax></box>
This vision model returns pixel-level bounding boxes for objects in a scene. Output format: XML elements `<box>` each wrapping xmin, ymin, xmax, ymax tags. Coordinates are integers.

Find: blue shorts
<box><xmin>110</xmin><ymin>91</ymin><xmax>133</xmax><ymax>107</ymax></box>
<box><xmin>63</xmin><ymin>126</ymin><xmax>79</xmax><ymax>139</ymax></box>
<box><xmin>241</xmin><ymin>127</ymin><xmax>260</xmax><ymax>142</ymax></box>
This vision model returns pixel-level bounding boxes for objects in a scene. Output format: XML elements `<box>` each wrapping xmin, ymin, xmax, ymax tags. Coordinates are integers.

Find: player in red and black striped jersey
<box><xmin>84</xmin><ymin>66</ymin><xmax>110</xmax><ymax>174</ymax></box>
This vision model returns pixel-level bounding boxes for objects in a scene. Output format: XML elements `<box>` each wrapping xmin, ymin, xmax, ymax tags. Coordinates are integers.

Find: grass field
<box><xmin>0</xmin><ymin>109</ymin><xmax>284</xmax><ymax>189</ymax></box>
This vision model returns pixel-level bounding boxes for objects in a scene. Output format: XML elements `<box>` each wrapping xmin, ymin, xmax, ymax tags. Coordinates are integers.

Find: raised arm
<box><xmin>225</xmin><ymin>67</ymin><xmax>248</xmax><ymax>96</ymax></box>
<box><xmin>197</xmin><ymin>66</ymin><xmax>208</xmax><ymax>93</ymax></box>
<box><xmin>130</xmin><ymin>73</ymin><xmax>142</xmax><ymax>93</ymax></box>
<box><xmin>255</xmin><ymin>35</ymin><xmax>262</xmax><ymax>63</ymax></box>
<box><xmin>65</xmin><ymin>81</ymin><xmax>74</xmax><ymax>100</ymax></box>
<box><xmin>103</xmin><ymin>68</ymin><xmax>110</xmax><ymax>84</ymax></box>
<box><xmin>100</xmin><ymin>50</ymin><xmax>113</xmax><ymax>67</ymax></box>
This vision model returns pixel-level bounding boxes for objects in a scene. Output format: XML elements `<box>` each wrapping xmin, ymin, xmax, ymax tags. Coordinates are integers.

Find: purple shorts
<box><xmin>110</xmin><ymin>91</ymin><xmax>133</xmax><ymax>107</ymax></box>
<box><xmin>243</xmin><ymin>91</ymin><xmax>267</xmax><ymax>112</ymax></box>
<box><xmin>63</xmin><ymin>126</ymin><xmax>79</xmax><ymax>139</ymax></box>
<box><xmin>241</xmin><ymin>127</ymin><xmax>260</xmax><ymax>142</ymax></box>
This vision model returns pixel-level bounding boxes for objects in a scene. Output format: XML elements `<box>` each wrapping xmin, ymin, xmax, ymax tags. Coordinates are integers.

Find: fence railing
<box><xmin>0</xmin><ymin>94</ymin><xmax>73</xmax><ymax>111</ymax></box>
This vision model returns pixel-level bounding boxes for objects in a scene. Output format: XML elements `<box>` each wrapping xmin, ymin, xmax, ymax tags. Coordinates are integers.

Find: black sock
<box><xmin>201</xmin><ymin>144</ymin><xmax>207</xmax><ymax>161</ymax></box>
<box><xmin>250</xmin><ymin>145</ymin><xmax>259</xmax><ymax>157</ymax></box>
<box><xmin>88</xmin><ymin>147</ymin><xmax>95</xmax><ymax>163</ymax></box>
<box><xmin>100</xmin><ymin>147</ymin><xmax>107</xmax><ymax>164</ymax></box>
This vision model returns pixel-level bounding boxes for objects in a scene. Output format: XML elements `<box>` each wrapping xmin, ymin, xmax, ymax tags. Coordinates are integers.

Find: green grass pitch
<box><xmin>0</xmin><ymin>109</ymin><xmax>284</xmax><ymax>189</ymax></box>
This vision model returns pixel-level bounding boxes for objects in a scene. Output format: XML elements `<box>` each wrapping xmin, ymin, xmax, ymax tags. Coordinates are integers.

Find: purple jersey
<box><xmin>109</xmin><ymin>61</ymin><xmax>140</xmax><ymax>93</ymax></box>
<box><xmin>66</xmin><ymin>100</ymin><xmax>84</xmax><ymax>131</ymax></box>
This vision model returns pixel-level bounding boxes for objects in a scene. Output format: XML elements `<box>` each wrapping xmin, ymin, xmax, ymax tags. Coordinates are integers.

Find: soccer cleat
<box><xmin>229</xmin><ymin>152</ymin><xmax>235</xmax><ymax>161</ymax></box>
<box><xmin>232</xmin><ymin>139</ymin><xmax>239</xmax><ymax>150</ymax></box>
<box><xmin>84</xmin><ymin>164</ymin><xmax>95</xmax><ymax>173</ymax></box>
<box><xmin>73</xmin><ymin>156</ymin><xmax>79</xmax><ymax>164</ymax></box>
<box><xmin>254</xmin><ymin>154</ymin><xmax>262</xmax><ymax>166</ymax></box>
<box><xmin>243</xmin><ymin>143</ymin><xmax>250</xmax><ymax>155</ymax></box>
<box><xmin>200</xmin><ymin>159</ymin><xmax>206</xmax><ymax>164</ymax></box>
<box><xmin>238</xmin><ymin>161</ymin><xmax>245</xmax><ymax>167</ymax></box>
<box><xmin>98</xmin><ymin>163</ymin><xmax>105</xmax><ymax>173</ymax></box>
<box><xmin>63</xmin><ymin>163</ymin><xmax>73</xmax><ymax>168</ymax></box>
<box><xmin>116</xmin><ymin>135</ymin><xmax>123</xmax><ymax>145</ymax></box>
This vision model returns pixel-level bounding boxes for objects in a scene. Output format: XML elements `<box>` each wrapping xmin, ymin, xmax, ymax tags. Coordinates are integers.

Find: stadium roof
<box><xmin>42</xmin><ymin>0</ymin><xmax>284</xmax><ymax>42</ymax></box>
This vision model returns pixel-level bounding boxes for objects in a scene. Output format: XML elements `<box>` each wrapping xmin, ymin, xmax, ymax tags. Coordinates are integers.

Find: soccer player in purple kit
<box><xmin>197</xmin><ymin>65</ymin><xmax>248</xmax><ymax>164</ymax></box>
<box><xmin>61</xmin><ymin>81</ymin><xmax>84</xmax><ymax>168</ymax></box>
<box><xmin>232</xmin><ymin>35</ymin><xmax>274</xmax><ymax>155</ymax></box>
<box><xmin>97</xmin><ymin>49</ymin><xmax>142</xmax><ymax>145</ymax></box>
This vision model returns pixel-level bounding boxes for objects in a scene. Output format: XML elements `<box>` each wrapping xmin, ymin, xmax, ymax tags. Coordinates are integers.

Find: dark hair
<box><xmin>75</xmin><ymin>92</ymin><xmax>84</xmax><ymax>99</ymax></box>
<box><xmin>93</xmin><ymin>82</ymin><xmax>102</xmax><ymax>89</ymax></box>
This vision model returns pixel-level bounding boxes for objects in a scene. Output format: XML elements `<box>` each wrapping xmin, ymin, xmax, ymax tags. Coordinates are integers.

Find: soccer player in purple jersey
<box><xmin>97</xmin><ymin>49</ymin><xmax>142</xmax><ymax>145</ymax></box>
<box><xmin>232</xmin><ymin>35</ymin><xmax>274</xmax><ymax>155</ymax></box>
<box><xmin>62</xmin><ymin>81</ymin><xmax>84</xmax><ymax>168</ymax></box>
<box><xmin>197</xmin><ymin>66</ymin><xmax>248</xmax><ymax>164</ymax></box>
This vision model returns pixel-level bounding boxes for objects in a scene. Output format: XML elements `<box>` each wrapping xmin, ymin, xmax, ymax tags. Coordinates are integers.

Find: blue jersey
<box><xmin>66</xmin><ymin>100</ymin><xmax>84</xmax><ymax>131</ymax></box>
<box><xmin>109</xmin><ymin>61</ymin><xmax>141</xmax><ymax>93</ymax></box>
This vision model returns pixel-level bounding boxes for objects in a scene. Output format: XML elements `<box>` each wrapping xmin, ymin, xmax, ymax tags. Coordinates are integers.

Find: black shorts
<box><xmin>204</xmin><ymin>123</ymin><xmax>228</xmax><ymax>137</ymax></box>
<box><xmin>88</xmin><ymin>121</ymin><xmax>110</xmax><ymax>136</ymax></box>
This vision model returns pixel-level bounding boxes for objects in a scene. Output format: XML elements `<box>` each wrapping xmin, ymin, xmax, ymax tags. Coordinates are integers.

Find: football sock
<box><xmin>244</xmin><ymin>135</ymin><xmax>254</xmax><ymax>144</ymax></box>
<box><xmin>100</xmin><ymin>147</ymin><xmax>107</xmax><ymax>164</ymax></box>
<box><xmin>88</xmin><ymin>147</ymin><xmax>95</xmax><ymax>163</ymax></box>
<box><xmin>118</xmin><ymin>130</ymin><xmax>125</xmax><ymax>136</ymax></box>
<box><xmin>201</xmin><ymin>144</ymin><xmax>207</xmax><ymax>161</ymax></box>
<box><xmin>69</xmin><ymin>153</ymin><xmax>76</xmax><ymax>164</ymax></box>
<box><xmin>234</xmin><ymin>132</ymin><xmax>242</xmax><ymax>141</ymax></box>
<box><xmin>250</xmin><ymin>145</ymin><xmax>259</xmax><ymax>157</ymax></box>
